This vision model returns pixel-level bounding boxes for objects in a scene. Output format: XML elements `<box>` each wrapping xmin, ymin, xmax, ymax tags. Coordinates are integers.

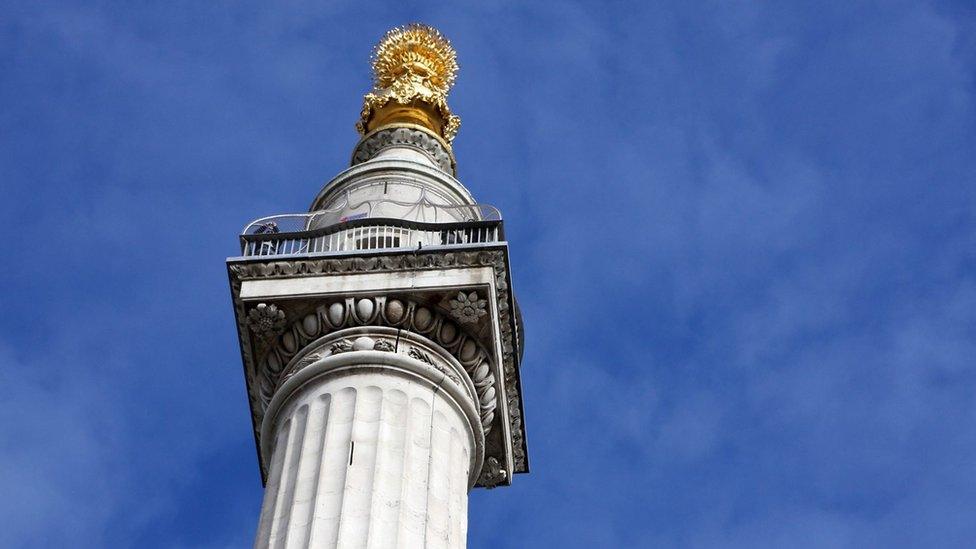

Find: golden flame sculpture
<box><xmin>357</xmin><ymin>24</ymin><xmax>461</xmax><ymax>142</ymax></box>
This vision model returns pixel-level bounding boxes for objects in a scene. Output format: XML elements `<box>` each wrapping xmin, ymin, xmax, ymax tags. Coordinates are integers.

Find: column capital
<box><xmin>262</xmin><ymin>326</ymin><xmax>485</xmax><ymax>487</ymax></box>
<box><xmin>228</xmin><ymin>247</ymin><xmax>527</xmax><ymax>488</ymax></box>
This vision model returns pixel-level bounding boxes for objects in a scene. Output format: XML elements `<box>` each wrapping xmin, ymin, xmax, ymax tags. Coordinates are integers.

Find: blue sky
<box><xmin>2</xmin><ymin>1</ymin><xmax>975</xmax><ymax>547</ymax></box>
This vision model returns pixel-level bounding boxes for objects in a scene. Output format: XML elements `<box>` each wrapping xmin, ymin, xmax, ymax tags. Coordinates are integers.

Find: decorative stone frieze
<box><xmin>352</xmin><ymin>126</ymin><xmax>455</xmax><ymax>174</ymax></box>
<box><xmin>281</xmin><ymin>328</ymin><xmax>479</xmax><ymax>410</ymax></box>
<box><xmin>248</xmin><ymin>294</ymin><xmax>496</xmax><ymax>435</ymax></box>
<box><xmin>408</xmin><ymin>346</ymin><xmax>435</xmax><ymax>365</ymax></box>
<box><xmin>325</xmin><ymin>335</ymin><xmax>397</xmax><ymax>355</ymax></box>
<box><xmin>409</xmin><ymin>345</ymin><xmax>463</xmax><ymax>386</ymax></box>
<box><xmin>329</xmin><ymin>339</ymin><xmax>353</xmax><ymax>354</ymax></box>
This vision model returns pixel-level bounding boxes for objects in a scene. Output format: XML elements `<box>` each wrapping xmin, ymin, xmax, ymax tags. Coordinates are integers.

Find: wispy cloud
<box><xmin>2</xmin><ymin>1</ymin><xmax>975</xmax><ymax>547</ymax></box>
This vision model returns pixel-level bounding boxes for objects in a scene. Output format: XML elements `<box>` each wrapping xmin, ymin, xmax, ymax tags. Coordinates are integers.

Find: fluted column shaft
<box><xmin>254</xmin><ymin>349</ymin><xmax>479</xmax><ymax>549</ymax></box>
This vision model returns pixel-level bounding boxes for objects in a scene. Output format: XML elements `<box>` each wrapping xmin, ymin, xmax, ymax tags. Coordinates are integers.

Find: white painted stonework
<box><xmin>238</xmin><ymin>267</ymin><xmax>497</xmax><ymax>302</ymax></box>
<box><xmin>253</xmin><ymin>330</ymin><xmax>482</xmax><ymax>549</ymax></box>
<box><xmin>229</xmin><ymin>129</ymin><xmax>527</xmax><ymax>548</ymax></box>
<box><xmin>308</xmin><ymin>155</ymin><xmax>480</xmax><ymax>228</ymax></box>
<box><xmin>254</xmin><ymin>374</ymin><xmax>472</xmax><ymax>548</ymax></box>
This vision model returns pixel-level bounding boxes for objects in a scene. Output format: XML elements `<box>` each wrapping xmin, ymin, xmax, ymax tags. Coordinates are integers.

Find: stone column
<box><xmin>253</xmin><ymin>330</ymin><xmax>484</xmax><ymax>549</ymax></box>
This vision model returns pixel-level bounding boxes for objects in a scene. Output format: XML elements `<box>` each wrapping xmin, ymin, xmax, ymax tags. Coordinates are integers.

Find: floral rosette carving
<box><xmin>247</xmin><ymin>303</ymin><xmax>286</xmax><ymax>341</ymax></box>
<box><xmin>450</xmin><ymin>291</ymin><xmax>487</xmax><ymax>324</ymax></box>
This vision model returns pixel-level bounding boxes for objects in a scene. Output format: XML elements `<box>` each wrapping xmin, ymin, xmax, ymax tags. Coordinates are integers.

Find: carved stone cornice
<box><xmin>228</xmin><ymin>248</ymin><xmax>527</xmax><ymax>478</ymax></box>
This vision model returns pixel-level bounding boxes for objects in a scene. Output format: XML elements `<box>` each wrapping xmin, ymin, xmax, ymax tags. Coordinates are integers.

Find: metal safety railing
<box><xmin>239</xmin><ymin>216</ymin><xmax>503</xmax><ymax>258</ymax></box>
<box><xmin>242</xmin><ymin>201</ymin><xmax>501</xmax><ymax>236</ymax></box>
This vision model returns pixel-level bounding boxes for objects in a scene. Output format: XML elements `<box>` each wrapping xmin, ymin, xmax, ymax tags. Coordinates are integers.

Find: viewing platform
<box><xmin>237</xmin><ymin>203</ymin><xmax>504</xmax><ymax>258</ymax></box>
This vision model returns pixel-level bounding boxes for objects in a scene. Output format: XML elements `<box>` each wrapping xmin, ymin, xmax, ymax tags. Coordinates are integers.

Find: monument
<box><xmin>226</xmin><ymin>24</ymin><xmax>528</xmax><ymax>548</ymax></box>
